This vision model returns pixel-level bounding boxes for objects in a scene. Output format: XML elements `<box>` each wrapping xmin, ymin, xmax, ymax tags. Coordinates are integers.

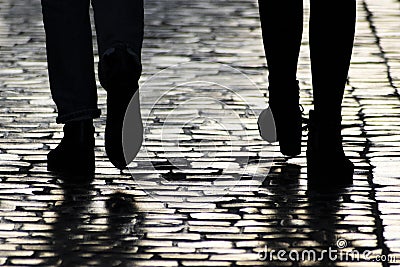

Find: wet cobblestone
<box><xmin>0</xmin><ymin>0</ymin><xmax>400</xmax><ymax>266</ymax></box>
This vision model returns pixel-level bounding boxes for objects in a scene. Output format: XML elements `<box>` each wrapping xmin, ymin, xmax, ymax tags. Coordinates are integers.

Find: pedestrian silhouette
<box><xmin>257</xmin><ymin>0</ymin><xmax>356</xmax><ymax>186</ymax></box>
<box><xmin>41</xmin><ymin>0</ymin><xmax>144</xmax><ymax>173</ymax></box>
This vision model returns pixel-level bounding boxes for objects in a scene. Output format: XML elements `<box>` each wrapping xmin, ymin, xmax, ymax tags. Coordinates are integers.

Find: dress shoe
<box><xmin>47</xmin><ymin>119</ymin><xmax>95</xmax><ymax>174</ymax></box>
<box><xmin>99</xmin><ymin>43</ymin><xmax>143</xmax><ymax>169</ymax></box>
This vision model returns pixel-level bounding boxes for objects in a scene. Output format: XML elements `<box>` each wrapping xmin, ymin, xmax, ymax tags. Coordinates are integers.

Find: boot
<box><xmin>99</xmin><ymin>43</ymin><xmax>143</xmax><ymax>169</ymax></box>
<box><xmin>47</xmin><ymin>119</ymin><xmax>95</xmax><ymax>174</ymax></box>
<box><xmin>306</xmin><ymin>110</ymin><xmax>354</xmax><ymax>188</ymax></box>
<box><xmin>267</xmin><ymin>81</ymin><xmax>302</xmax><ymax>156</ymax></box>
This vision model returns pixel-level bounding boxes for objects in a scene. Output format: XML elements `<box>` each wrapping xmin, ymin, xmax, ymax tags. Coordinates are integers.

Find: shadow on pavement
<box><xmin>46</xmin><ymin>174</ymin><xmax>142</xmax><ymax>267</ymax></box>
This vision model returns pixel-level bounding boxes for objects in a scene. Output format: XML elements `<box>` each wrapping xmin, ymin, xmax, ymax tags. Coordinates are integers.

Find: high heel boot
<box><xmin>267</xmin><ymin>81</ymin><xmax>302</xmax><ymax>157</ymax></box>
<box><xmin>306</xmin><ymin>110</ymin><xmax>354</xmax><ymax>188</ymax></box>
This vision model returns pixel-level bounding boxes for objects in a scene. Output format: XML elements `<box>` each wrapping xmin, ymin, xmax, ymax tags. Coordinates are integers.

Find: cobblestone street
<box><xmin>0</xmin><ymin>0</ymin><xmax>400</xmax><ymax>266</ymax></box>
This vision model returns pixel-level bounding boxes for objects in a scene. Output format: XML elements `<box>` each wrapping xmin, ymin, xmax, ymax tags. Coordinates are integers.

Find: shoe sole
<box><xmin>106</xmin><ymin>89</ymin><xmax>143</xmax><ymax>169</ymax></box>
<box><xmin>121</xmin><ymin>90</ymin><xmax>143</xmax><ymax>166</ymax></box>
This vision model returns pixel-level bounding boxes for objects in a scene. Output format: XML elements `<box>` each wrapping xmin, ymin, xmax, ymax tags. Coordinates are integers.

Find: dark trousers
<box><xmin>258</xmin><ymin>0</ymin><xmax>356</xmax><ymax>120</ymax></box>
<box><xmin>41</xmin><ymin>0</ymin><xmax>144</xmax><ymax>123</ymax></box>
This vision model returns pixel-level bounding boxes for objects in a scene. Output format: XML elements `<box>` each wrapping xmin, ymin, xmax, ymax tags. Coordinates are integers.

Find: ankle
<box><xmin>62</xmin><ymin>119</ymin><xmax>94</xmax><ymax>144</ymax></box>
<box><xmin>64</xmin><ymin>118</ymin><xmax>93</xmax><ymax>127</ymax></box>
<box><xmin>269</xmin><ymin>80</ymin><xmax>299</xmax><ymax>94</ymax></box>
<box><xmin>268</xmin><ymin>81</ymin><xmax>300</xmax><ymax>107</ymax></box>
<box><xmin>268</xmin><ymin>78</ymin><xmax>299</xmax><ymax>89</ymax></box>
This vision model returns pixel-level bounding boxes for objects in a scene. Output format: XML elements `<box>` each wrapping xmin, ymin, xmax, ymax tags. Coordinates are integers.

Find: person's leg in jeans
<box><xmin>42</xmin><ymin>0</ymin><xmax>100</xmax><ymax>173</ymax></box>
<box><xmin>257</xmin><ymin>0</ymin><xmax>304</xmax><ymax>157</ymax></box>
<box><xmin>92</xmin><ymin>0</ymin><xmax>144</xmax><ymax>169</ymax></box>
<box><xmin>307</xmin><ymin>0</ymin><xmax>356</xmax><ymax>186</ymax></box>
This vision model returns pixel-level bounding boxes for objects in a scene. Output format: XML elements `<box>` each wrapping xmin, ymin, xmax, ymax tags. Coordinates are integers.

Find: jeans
<box><xmin>41</xmin><ymin>0</ymin><xmax>144</xmax><ymax>123</ymax></box>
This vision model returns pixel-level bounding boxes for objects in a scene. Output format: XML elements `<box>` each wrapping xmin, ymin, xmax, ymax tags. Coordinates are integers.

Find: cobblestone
<box><xmin>0</xmin><ymin>0</ymin><xmax>399</xmax><ymax>266</ymax></box>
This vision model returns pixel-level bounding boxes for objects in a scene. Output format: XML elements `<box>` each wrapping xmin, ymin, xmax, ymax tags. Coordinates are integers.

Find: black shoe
<box><xmin>306</xmin><ymin>110</ymin><xmax>354</xmax><ymax>188</ymax></box>
<box><xmin>47</xmin><ymin>119</ymin><xmax>95</xmax><ymax>174</ymax></box>
<box><xmin>258</xmin><ymin>81</ymin><xmax>302</xmax><ymax>157</ymax></box>
<box><xmin>99</xmin><ymin>43</ymin><xmax>143</xmax><ymax>170</ymax></box>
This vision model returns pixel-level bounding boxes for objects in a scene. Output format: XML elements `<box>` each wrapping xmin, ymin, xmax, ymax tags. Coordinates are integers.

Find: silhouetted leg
<box><xmin>41</xmin><ymin>0</ymin><xmax>100</xmax><ymax>123</ymax></box>
<box><xmin>309</xmin><ymin>0</ymin><xmax>356</xmax><ymax>121</ymax></box>
<box><xmin>42</xmin><ymin>0</ymin><xmax>98</xmax><ymax>173</ymax></box>
<box><xmin>307</xmin><ymin>0</ymin><xmax>356</xmax><ymax>187</ymax></box>
<box><xmin>91</xmin><ymin>0</ymin><xmax>144</xmax><ymax>169</ymax></box>
<box><xmin>257</xmin><ymin>0</ymin><xmax>304</xmax><ymax>157</ymax></box>
<box><xmin>258</xmin><ymin>0</ymin><xmax>303</xmax><ymax>87</ymax></box>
